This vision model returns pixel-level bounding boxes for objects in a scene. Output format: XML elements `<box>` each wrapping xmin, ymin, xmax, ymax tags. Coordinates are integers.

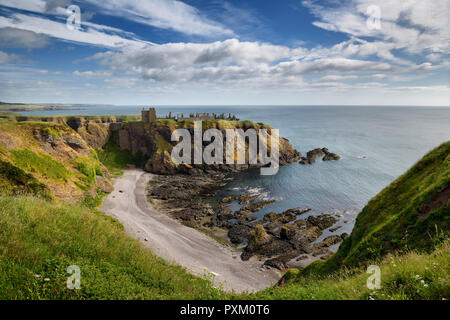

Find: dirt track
<box><xmin>100</xmin><ymin>169</ymin><xmax>280</xmax><ymax>293</ymax></box>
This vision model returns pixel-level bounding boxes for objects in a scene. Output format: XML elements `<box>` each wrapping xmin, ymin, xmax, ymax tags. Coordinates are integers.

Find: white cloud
<box><xmin>88</xmin><ymin>39</ymin><xmax>401</xmax><ymax>88</ymax></box>
<box><xmin>0</xmin><ymin>13</ymin><xmax>151</xmax><ymax>49</ymax></box>
<box><xmin>0</xmin><ymin>0</ymin><xmax>233</xmax><ymax>37</ymax></box>
<box><xmin>73</xmin><ymin>70</ymin><xmax>113</xmax><ymax>77</ymax></box>
<box><xmin>0</xmin><ymin>0</ymin><xmax>46</xmax><ymax>13</ymax></box>
<box><xmin>82</xmin><ymin>0</ymin><xmax>233</xmax><ymax>37</ymax></box>
<box><xmin>303</xmin><ymin>0</ymin><xmax>450</xmax><ymax>55</ymax></box>
<box><xmin>318</xmin><ymin>75</ymin><xmax>359</xmax><ymax>81</ymax></box>
<box><xmin>0</xmin><ymin>27</ymin><xmax>50</xmax><ymax>48</ymax></box>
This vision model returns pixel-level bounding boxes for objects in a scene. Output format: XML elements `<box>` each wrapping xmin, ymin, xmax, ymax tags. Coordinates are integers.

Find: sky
<box><xmin>0</xmin><ymin>0</ymin><xmax>449</xmax><ymax>106</ymax></box>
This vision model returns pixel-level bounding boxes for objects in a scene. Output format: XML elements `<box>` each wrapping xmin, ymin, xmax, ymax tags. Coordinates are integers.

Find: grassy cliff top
<box><xmin>155</xmin><ymin>118</ymin><xmax>272</xmax><ymax>130</ymax></box>
<box><xmin>1</xmin><ymin>113</ymin><xmax>272</xmax><ymax>130</ymax></box>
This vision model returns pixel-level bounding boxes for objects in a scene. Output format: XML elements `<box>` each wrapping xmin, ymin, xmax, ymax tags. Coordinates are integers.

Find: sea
<box><xmin>21</xmin><ymin>105</ymin><xmax>450</xmax><ymax>240</ymax></box>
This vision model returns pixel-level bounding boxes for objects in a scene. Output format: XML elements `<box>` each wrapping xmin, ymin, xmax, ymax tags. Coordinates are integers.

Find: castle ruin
<box><xmin>141</xmin><ymin>107</ymin><xmax>156</xmax><ymax>123</ymax></box>
<box><xmin>141</xmin><ymin>107</ymin><xmax>239</xmax><ymax>123</ymax></box>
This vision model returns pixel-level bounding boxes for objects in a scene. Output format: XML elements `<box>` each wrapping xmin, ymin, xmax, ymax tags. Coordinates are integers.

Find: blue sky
<box><xmin>0</xmin><ymin>0</ymin><xmax>449</xmax><ymax>105</ymax></box>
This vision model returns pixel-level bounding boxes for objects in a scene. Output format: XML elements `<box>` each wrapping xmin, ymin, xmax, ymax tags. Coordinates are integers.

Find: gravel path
<box><xmin>100</xmin><ymin>169</ymin><xmax>280</xmax><ymax>293</ymax></box>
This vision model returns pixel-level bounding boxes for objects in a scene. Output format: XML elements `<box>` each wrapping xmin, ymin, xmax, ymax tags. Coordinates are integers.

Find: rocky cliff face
<box><xmin>5</xmin><ymin>115</ymin><xmax>301</xmax><ymax>176</ymax></box>
<box><xmin>0</xmin><ymin>118</ymin><xmax>113</xmax><ymax>203</ymax></box>
<box><xmin>111</xmin><ymin>120</ymin><xmax>302</xmax><ymax>175</ymax></box>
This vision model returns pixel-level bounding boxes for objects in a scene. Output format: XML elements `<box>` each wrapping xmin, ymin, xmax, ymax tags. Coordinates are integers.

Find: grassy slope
<box><xmin>0</xmin><ymin>194</ymin><xmax>447</xmax><ymax>300</ymax></box>
<box><xmin>0</xmin><ymin>119</ymin><xmax>110</xmax><ymax>202</ymax></box>
<box><xmin>0</xmin><ymin>196</ymin><xmax>223</xmax><ymax>299</ymax></box>
<box><xmin>247</xmin><ymin>241</ymin><xmax>449</xmax><ymax>300</ymax></box>
<box><xmin>301</xmin><ymin>142</ymin><xmax>449</xmax><ymax>276</ymax></box>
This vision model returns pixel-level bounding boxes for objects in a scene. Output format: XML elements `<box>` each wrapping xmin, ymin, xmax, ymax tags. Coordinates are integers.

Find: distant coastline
<box><xmin>0</xmin><ymin>102</ymin><xmax>82</xmax><ymax>112</ymax></box>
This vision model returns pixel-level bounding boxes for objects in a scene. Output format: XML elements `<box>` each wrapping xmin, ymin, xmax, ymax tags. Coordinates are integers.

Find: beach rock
<box><xmin>314</xmin><ymin>235</ymin><xmax>342</xmax><ymax>249</ymax></box>
<box><xmin>263</xmin><ymin>257</ymin><xmax>287</xmax><ymax>270</ymax></box>
<box><xmin>329</xmin><ymin>226</ymin><xmax>342</xmax><ymax>232</ymax></box>
<box><xmin>296</xmin><ymin>255</ymin><xmax>309</xmax><ymax>261</ymax></box>
<box><xmin>263</xmin><ymin>253</ymin><xmax>298</xmax><ymax>270</ymax></box>
<box><xmin>323</xmin><ymin>152</ymin><xmax>341</xmax><ymax>161</ymax></box>
<box><xmin>299</xmin><ymin>157</ymin><xmax>315</xmax><ymax>165</ymax></box>
<box><xmin>216</xmin><ymin>205</ymin><xmax>233</xmax><ymax>221</ymax></box>
<box><xmin>288</xmin><ymin>227</ymin><xmax>322</xmax><ymax>253</ymax></box>
<box><xmin>241</xmin><ymin>225</ymin><xmax>294</xmax><ymax>261</ymax></box>
<box><xmin>228</xmin><ymin>224</ymin><xmax>252</xmax><ymax>244</ymax></box>
<box><xmin>299</xmin><ymin>147</ymin><xmax>340</xmax><ymax>164</ymax></box>
<box><xmin>221</xmin><ymin>195</ymin><xmax>236</xmax><ymax>203</ymax></box>
<box><xmin>282</xmin><ymin>208</ymin><xmax>312</xmax><ymax>216</ymax></box>
<box><xmin>299</xmin><ymin>148</ymin><xmax>325</xmax><ymax>165</ymax></box>
<box><xmin>312</xmin><ymin>247</ymin><xmax>333</xmax><ymax>257</ymax></box>
<box><xmin>238</xmin><ymin>193</ymin><xmax>259</xmax><ymax>204</ymax></box>
<box><xmin>306</xmin><ymin>214</ymin><xmax>338</xmax><ymax>230</ymax></box>
<box><xmin>240</xmin><ymin>199</ymin><xmax>276</xmax><ymax>213</ymax></box>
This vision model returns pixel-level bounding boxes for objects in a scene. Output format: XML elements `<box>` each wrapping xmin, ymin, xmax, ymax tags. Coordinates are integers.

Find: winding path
<box><xmin>100</xmin><ymin>169</ymin><xmax>280</xmax><ymax>293</ymax></box>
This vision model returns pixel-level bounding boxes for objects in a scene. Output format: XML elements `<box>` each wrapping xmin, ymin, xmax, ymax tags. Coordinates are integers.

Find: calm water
<box><xmin>22</xmin><ymin>105</ymin><xmax>450</xmax><ymax>236</ymax></box>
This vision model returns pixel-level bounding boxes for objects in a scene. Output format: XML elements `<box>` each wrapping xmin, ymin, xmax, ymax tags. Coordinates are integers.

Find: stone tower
<box><xmin>149</xmin><ymin>107</ymin><xmax>156</xmax><ymax>123</ymax></box>
<box><xmin>141</xmin><ymin>107</ymin><xmax>156</xmax><ymax>123</ymax></box>
<box><xmin>141</xmin><ymin>108</ymin><xmax>149</xmax><ymax>122</ymax></box>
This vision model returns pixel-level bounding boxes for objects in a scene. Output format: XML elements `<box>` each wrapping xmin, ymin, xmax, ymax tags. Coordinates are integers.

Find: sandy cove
<box><xmin>100</xmin><ymin>169</ymin><xmax>281</xmax><ymax>293</ymax></box>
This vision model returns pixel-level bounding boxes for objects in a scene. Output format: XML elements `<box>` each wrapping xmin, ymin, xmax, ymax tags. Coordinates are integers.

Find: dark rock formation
<box><xmin>299</xmin><ymin>147</ymin><xmax>340</xmax><ymax>164</ymax></box>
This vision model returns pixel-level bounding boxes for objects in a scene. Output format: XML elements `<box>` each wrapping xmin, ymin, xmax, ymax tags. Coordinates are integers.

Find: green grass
<box><xmin>0</xmin><ymin>193</ymin><xmax>447</xmax><ymax>300</ymax></box>
<box><xmin>72</xmin><ymin>156</ymin><xmax>104</xmax><ymax>190</ymax></box>
<box><xmin>245</xmin><ymin>240</ymin><xmax>449</xmax><ymax>300</ymax></box>
<box><xmin>96</xmin><ymin>137</ymin><xmax>146</xmax><ymax>176</ymax></box>
<box><xmin>9</xmin><ymin>149</ymin><xmax>71</xmax><ymax>182</ymax></box>
<box><xmin>0</xmin><ymin>196</ymin><xmax>225</xmax><ymax>299</ymax></box>
<box><xmin>42</xmin><ymin>127</ymin><xmax>62</xmax><ymax>138</ymax></box>
<box><xmin>0</xmin><ymin>160</ymin><xmax>52</xmax><ymax>200</ymax></box>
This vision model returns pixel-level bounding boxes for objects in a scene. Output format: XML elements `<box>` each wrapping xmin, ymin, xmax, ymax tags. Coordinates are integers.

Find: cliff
<box><xmin>111</xmin><ymin>119</ymin><xmax>301</xmax><ymax>175</ymax></box>
<box><xmin>0</xmin><ymin>117</ymin><xmax>113</xmax><ymax>203</ymax></box>
<box><xmin>0</xmin><ymin>113</ymin><xmax>301</xmax><ymax>195</ymax></box>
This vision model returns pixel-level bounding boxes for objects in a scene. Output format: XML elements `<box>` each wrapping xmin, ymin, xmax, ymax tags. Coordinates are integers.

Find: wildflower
<box><xmin>280</xmin><ymin>278</ymin><xmax>285</xmax><ymax>287</ymax></box>
<box><xmin>415</xmin><ymin>274</ymin><xmax>420</xmax><ymax>279</ymax></box>
<box><xmin>44</xmin><ymin>278</ymin><xmax>50</xmax><ymax>282</ymax></box>
<box><xmin>34</xmin><ymin>274</ymin><xmax>41</xmax><ymax>278</ymax></box>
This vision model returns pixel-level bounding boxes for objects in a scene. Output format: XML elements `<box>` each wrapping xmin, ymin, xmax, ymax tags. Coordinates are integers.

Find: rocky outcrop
<box><xmin>322</xmin><ymin>148</ymin><xmax>341</xmax><ymax>161</ymax></box>
<box><xmin>299</xmin><ymin>147</ymin><xmax>340</xmax><ymax>164</ymax></box>
<box><xmin>112</xmin><ymin>120</ymin><xmax>301</xmax><ymax>175</ymax></box>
